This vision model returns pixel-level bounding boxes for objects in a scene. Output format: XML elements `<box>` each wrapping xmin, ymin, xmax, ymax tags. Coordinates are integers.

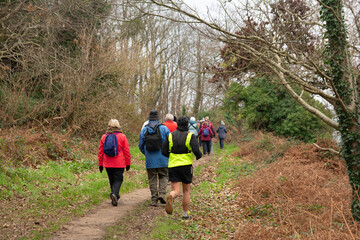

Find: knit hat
<box><xmin>190</xmin><ymin>117</ymin><xmax>196</xmax><ymax>122</ymax></box>
<box><xmin>165</xmin><ymin>113</ymin><xmax>174</xmax><ymax>121</ymax></box>
<box><xmin>221</xmin><ymin>121</ymin><xmax>225</xmax><ymax>125</ymax></box>
<box><xmin>148</xmin><ymin>110</ymin><xmax>160</xmax><ymax>120</ymax></box>
<box><xmin>177</xmin><ymin>116</ymin><xmax>189</xmax><ymax>127</ymax></box>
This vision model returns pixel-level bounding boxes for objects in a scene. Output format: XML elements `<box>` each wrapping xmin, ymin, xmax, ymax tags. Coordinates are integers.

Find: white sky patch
<box><xmin>182</xmin><ymin>0</ymin><xmax>221</xmax><ymax>17</ymax></box>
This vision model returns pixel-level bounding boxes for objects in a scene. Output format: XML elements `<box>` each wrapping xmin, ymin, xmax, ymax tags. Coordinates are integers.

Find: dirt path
<box><xmin>51</xmin><ymin>155</ymin><xmax>211</xmax><ymax>240</ymax></box>
<box><xmin>51</xmin><ymin>188</ymin><xmax>151</xmax><ymax>240</ymax></box>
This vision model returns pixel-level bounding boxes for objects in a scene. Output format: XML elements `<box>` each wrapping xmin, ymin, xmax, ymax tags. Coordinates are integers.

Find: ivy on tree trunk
<box><xmin>320</xmin><ymin>0</ymin><xmax>360</xmax><ymax>220</ymax></box>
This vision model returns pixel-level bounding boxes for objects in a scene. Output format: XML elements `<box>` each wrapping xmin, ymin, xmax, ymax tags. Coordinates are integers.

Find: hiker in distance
<box><xmin>198</xmin><ymin>118</ymin><xmax>205</xmax><ymax>147</ymax></box>
<box><xmin>205</xmin><ymin>116</ymin><xmax>216</xmax><ymax>153</ymax></box>
<box><xmin>139</xmin><ymin>110</ymin><xmax>171</xmax><ymax>206</ymax></box>
<box><xmin>163</xmin><ymin>113</ymin><xmax>178</xmax><ymax>133</ymax></box>
<box><xmin>98</xmin><ymin>119</ymin><xmax>131</xmax><ymax>206</ymax></box>
<box><xmin>161</xmin><ymin>116</ymin><xmax>202</xmax><ymax>220</ymax></box>
<box><xmin>188</xmin><ymin>117</ymin><xmax>199</xmax><ymax>138</ymax></box>
<box><xmin>216</xmin><ymin>121</ymin><xmax>228</xmax><ymax>149</ymax></box>
<box><xmin>198</xmin><ymin>121</ymin><xmax>213</xmax><ymax>155</ymax></box>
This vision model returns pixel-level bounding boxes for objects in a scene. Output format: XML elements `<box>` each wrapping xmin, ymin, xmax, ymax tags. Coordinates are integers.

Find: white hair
<box><xmin>108</xmin><ymin>119</ymin><xmax>121</xmax><ymax>128</ymax></box>
<box><xmin>165</xmin><ymin>113</ymin><xmax>174</xmax><ymax>121</ymax></box>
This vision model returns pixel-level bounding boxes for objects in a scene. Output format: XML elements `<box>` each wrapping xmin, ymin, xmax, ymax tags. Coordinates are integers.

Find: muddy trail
<box><xmin>51</xmin><ymin>155</ymin><xmax>212</xmax><ymax>240</ymax></box>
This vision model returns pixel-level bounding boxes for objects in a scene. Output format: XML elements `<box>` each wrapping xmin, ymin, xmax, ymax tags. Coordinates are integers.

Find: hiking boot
<box><xmin>110</xmin><ymin>194</ymin><xmax>118</xmax><ymax>206</ymax></box>
<box><xmin>182</xmin><ymin>215</ymin><xmax>193</xmax><ymax>220</ymax></box>
<box><xmin>158</xmin><ymin>196</ymin><xmax>166</xmax><ymax>204</ymax></box>
<box><xmin>165</xmin><ymin>194</ymin><xmax>173</xmax><ymax>215</ymax></box>
<box><xmin>151</xmin><ymin>200</ymin><xmax>158</xmax><ymax>207</ymax></box>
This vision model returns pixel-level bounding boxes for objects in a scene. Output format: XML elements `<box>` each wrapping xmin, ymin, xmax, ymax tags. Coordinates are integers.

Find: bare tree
<box><xmin>145</xmin><ymin>0</ymin><xmax>360</xmax><ymax>220</ymax></box>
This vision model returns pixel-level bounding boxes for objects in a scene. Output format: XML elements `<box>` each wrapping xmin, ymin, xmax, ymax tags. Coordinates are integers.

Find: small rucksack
<box><xmin>144</xmin><ymin>124</ymin><xmax>163</xmax><ymax>151</ymax></box>
<box><xmin>104</xmin><ymin>133</ymin><xmax>120</xmax><ymax>157</ymax></box>
<box><xmin>202</xmin><ymin>128</ymin><xmax>209</xmax><ymax>137</ymax></box>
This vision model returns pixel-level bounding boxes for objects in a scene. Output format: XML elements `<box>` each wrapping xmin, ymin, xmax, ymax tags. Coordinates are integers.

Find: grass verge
<box><xmin>0</xmin><ymin>145</ymin><xmax>147</xmax><ymax>239</ymax></box>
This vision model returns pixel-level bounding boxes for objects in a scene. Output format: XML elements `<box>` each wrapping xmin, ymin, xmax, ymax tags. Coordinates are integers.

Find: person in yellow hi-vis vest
<box><xmin>161</xmin><ymin>116</ymin><xmax>202</xmax><ymax>220</ymax></box>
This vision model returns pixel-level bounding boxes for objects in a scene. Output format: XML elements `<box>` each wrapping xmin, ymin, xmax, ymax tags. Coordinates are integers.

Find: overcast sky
<box><xmin>182</xmin><ymin>0</ymin><xmax>220</xmax><ymax>15</ymax></box>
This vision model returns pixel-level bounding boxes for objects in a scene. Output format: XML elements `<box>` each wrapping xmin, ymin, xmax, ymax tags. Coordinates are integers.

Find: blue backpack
<box><xmin>202</xmin><ymin>128</ymin><xmax>209</xmax><ymax>137</ymax></box>
<box><xmin>104</xmin><ymin>133</ymin><xmax>120</xmax><ymax>157</ymax></box>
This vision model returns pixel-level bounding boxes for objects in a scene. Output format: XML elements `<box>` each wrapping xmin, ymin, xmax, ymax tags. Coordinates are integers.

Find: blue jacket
<box><xmin>216</xmin><ymin>125</ymin><xmax>227</xmax><ymax>139</ymax></box>
<box><xmin>139</xmin><ymin>120</ymin><xmax>170</xmax><ymax>169</ymax></box>
<box><xmin>188</xmin><ymin>120</ymin><xmax>199</xmax><ymax>136</ymax></box>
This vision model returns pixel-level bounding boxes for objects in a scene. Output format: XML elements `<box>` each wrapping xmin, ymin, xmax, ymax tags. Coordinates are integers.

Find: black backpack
<box><xmin>144</xmin><ymin>123</ymin><xmax>163</xmax><ymax>151</ymax></box>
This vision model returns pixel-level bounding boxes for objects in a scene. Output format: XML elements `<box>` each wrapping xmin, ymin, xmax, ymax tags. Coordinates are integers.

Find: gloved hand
<box><xmin>126</xmin><ymin>165</ymin><xmax>130</xmax><ymax>171</ymax></box>
<box><xmin>99</xmin><ymin>166</ymin><xmax>103</xmax><ymax>173</ymax></box>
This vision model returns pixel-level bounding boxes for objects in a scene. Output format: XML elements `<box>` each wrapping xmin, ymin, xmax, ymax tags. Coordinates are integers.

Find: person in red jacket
<box><xmin>98</xmin><ymin>119</ymin><xmax>131</xmax><ymax>206</ymax></box>
<box><xmin>205</xmin><ymin>116</ymin><xmax>216</xmax><ymax>153</ymax></box>
<box><xmin>198</xmin><ymin>121</ymin><xmax>213</xmax><ymax>155</ymax></box>
<box><xmin>163</xmin><ymin>113</ymin><xmax>178</xmax><ymax>133</ymax></box>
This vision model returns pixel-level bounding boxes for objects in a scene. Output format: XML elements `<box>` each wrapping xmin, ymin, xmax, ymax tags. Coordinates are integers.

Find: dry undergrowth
<box><xmin>232</xmin><ymin>132</ymin><xmax>358</xmax><ymax>239</ymax></box>
<box><xmin>0</xmin><ymin>127</ymin><xmax>95</xmax><ymax>167</ymax></box>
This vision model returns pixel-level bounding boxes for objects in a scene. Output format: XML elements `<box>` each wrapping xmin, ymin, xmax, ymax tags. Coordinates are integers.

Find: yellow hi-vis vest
<box><xmin>168</xmin><ymin>132</ymin><xmax>193</xmax><ymax>168</ymax></box>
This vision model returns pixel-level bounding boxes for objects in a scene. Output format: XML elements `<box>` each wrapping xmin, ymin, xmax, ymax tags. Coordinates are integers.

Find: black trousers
<box><xmin>106</xmin><ymin>168</ymin><xmax>124</xmax><ymax>200</ymax></box>
<box><xmin>202</xmin><ymin>140</ymin><xmax>211</xmax><ymax>154</ymax></box>
<box><xmin>219</xmin><ymin>138</ymin><xmax>225</xmax><ymax>149</ymax></box>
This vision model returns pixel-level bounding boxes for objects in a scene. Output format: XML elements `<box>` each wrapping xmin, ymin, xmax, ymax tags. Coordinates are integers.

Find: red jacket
<box><xmin>98</xmin><ymin>132</ymin><xmax>131</xmax><ymax>168</ymax></box>
<box><xmin>198</xmin><ymin>125</ymin><xmax>213</xmax><ymax>141</ymax></box>
<box><xmin>163</xmin><ymin>120</ymin><xmax>178</xmax><ymax>133</ymax></box>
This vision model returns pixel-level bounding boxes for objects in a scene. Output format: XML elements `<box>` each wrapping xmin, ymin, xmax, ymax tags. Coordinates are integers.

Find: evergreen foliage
<box><xmin>223</xmin><ymin>78</ymin><xmax>333</xmax><ymax>142</ymax></box>
<box><xmin>320</xmin><ymin>0</ymin><xmax>360</xmax><ymax>220</ymax></box>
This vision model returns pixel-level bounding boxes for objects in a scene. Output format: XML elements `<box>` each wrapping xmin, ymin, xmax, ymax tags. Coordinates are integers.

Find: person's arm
<box><xmin>225</xmin><ymin>127</ymin><xmax>227</xmax><ymax>133</ymax></box>
<box><xmin>121</xmin><ymin>134</ymin><xmax>131</xmax><ymax>166</ymax></box>
<box><xmin>161</xmin><ymin>136</ymin><xmax>170</xmax><ymax>158</ymax></box>
<box><xmin>138</xmin><ymin>128</ymin><xmax>146</xmax><ymax>155</ymax></box>
<box><xmin>160</xmin><ymin>125</ymin><xmax>171</xmax><ymax>141</ymax></box>
<box><xmin>216</xmin><ymin>127</ymin><xmax>219</xmax><ymax>133</ymax></box>
<box><xmin>190</xmin><ymin>134</ymin><xmax>202</xmax><ymax>160</ymax></box>
<box><xmin>210</xmin><ymin>124</ymin><xmax>215</xmax><ymax>137</ymax></box>
<box><xmin>98</xmin><ymin>135</ymin><xmax>105</xmax><ymax>166</ymax></box>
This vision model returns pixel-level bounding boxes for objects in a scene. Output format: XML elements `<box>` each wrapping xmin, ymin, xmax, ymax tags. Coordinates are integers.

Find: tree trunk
<box><xmin>193</xmin><ymin>34</ymin><xmax>203</xmax><ymax>116</ymax></box>
<box><xmin>320</xmin><ymin>0</ymin><xmax>360</xmax><ymax>220</ymax></box>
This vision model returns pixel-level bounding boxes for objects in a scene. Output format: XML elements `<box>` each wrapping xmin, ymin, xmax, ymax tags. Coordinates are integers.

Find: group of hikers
<box><xmin>97</xmin><ymin>110</ymin><xmax>228</xmax><ymax>220</ymax></box>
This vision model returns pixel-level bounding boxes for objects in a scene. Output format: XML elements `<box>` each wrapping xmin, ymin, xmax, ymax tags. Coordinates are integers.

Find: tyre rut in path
<box><xmin>51</xmin><ymin>155</ymin><xmax>211</xmax><ymax>240</ymax></box>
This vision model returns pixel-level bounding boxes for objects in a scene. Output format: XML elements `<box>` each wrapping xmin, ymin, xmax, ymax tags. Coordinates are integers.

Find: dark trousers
<box><xmin>106</xmin><ymin>168</ymin><xmax>124</xmax><ymax>200</ymax></box>
<box><xmin>199</xmin><ymin>137</ymin><xmax>202</xmax><ymax>146</ymax></box>
<box><xmin>219</xmin><ymin>138</ymin><xmax>225</xmax><ymax>149</ymax></box>
<box><xmin>202</xmin><ymin>140</ymin><xmax>211</xmax><ymax>155</ymax></box>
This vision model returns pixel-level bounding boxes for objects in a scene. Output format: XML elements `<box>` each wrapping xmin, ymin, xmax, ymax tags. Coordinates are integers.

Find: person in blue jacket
<box><xmin>216</xmin><ymin>121</ymin><xmax>228</xmax><ymax>149</ymax></box>
<box><xmin>139</xmin><ymin>110</ymin><xmax>171</xmax><ymax>206</ymax></box>
<box><xmin>188</xmin><ymin>117</ymin><xmax>199</xmax><ymax>137</ymax></box>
